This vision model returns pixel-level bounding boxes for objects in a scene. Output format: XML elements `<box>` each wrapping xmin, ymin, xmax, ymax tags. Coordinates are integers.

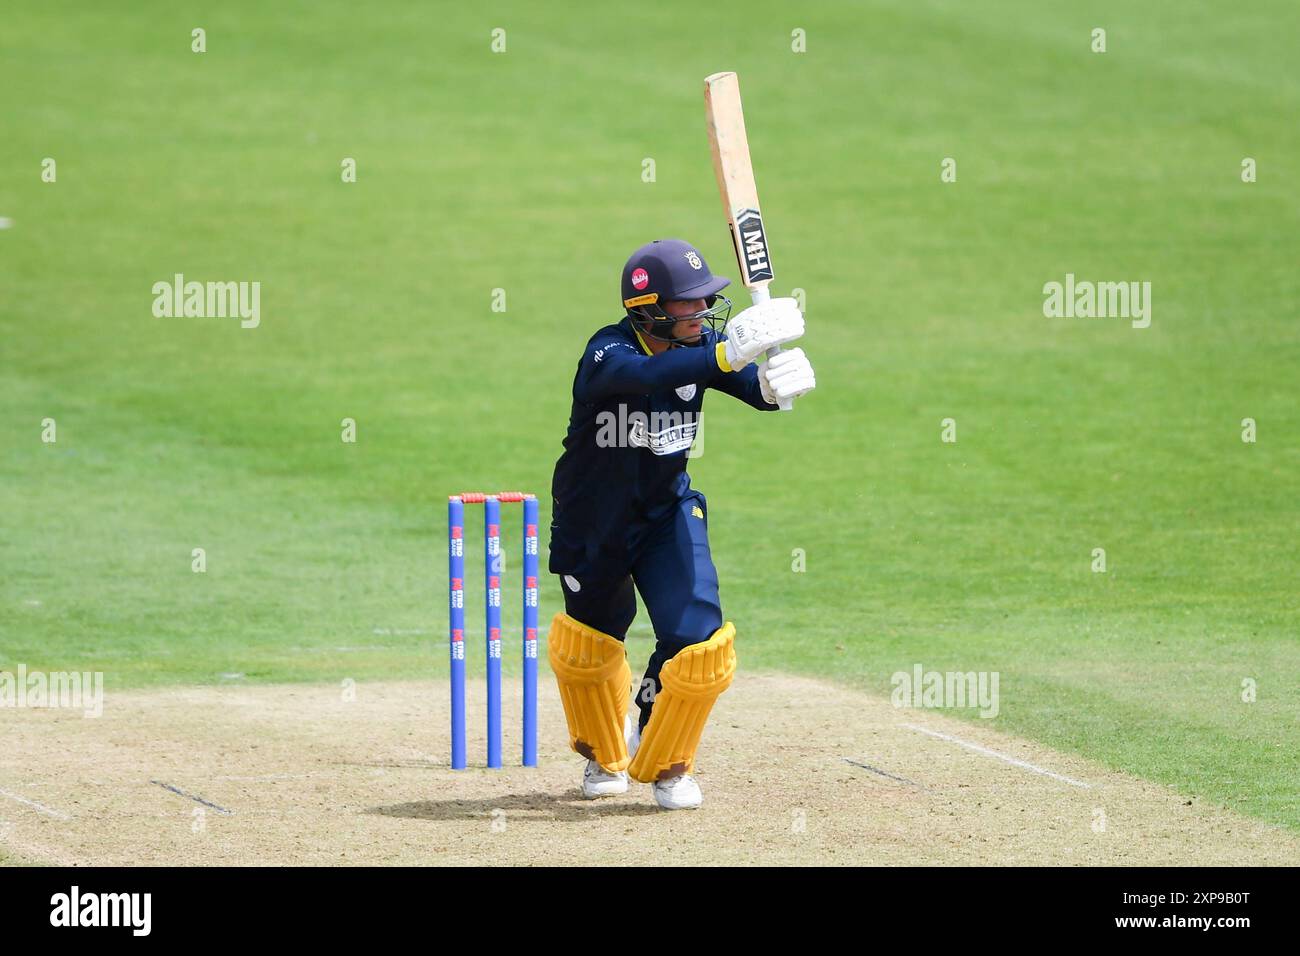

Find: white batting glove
<box><xmin>723</xmin><ymin>297</ymin><xmax>805</xmax><ymax>370</ymax></box>
<box><xmin>758</xmin><ymin>347</ymin><xmax>816</xmax><ymax>405</ymax></box>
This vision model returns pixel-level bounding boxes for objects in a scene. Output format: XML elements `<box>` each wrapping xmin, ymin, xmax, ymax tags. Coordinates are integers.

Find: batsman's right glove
<box><xmin>758</xmin><ymin>347</ymin><xmax>816</xmax><ymax>405</ymax></box>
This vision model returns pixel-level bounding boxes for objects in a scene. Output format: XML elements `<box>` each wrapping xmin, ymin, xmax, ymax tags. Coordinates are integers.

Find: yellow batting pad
<box><xmin>627</xmin><ymin>623</ymin><xmax>737</xmax><ymax>783</ymax></box>
<box><xmin>548</xmin><ymin>612</ymin><xmax>632</xmax><ymax>771</ymax></box>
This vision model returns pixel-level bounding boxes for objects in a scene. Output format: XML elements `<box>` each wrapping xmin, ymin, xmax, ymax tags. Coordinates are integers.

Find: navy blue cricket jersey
<box><xmin>549</xmin><ymin>316</ymin><xmax>775</xmax><ymax>576</ymax></box>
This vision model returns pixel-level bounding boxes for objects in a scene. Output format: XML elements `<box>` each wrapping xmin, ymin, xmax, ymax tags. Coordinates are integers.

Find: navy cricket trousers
<box><xmin>556</xmin><ymin>490</ymin><xmax>723</xmax><ymax>731</ymax></box>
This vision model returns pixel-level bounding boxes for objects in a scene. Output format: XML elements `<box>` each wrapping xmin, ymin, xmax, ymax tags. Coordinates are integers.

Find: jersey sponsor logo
<box><xmin>595</xmin><ymin>406</ymin><xmax>705</xmax><ymax>457</ymax></box>
<box><xmin>631</xmin><ymin>267</ymin><xmax>650</xmax><ymax>290</ymax></box>
<box><xmin>627</xmin><ymin>413</ymin><xmax>700</xmax><ymax>455</ymax></box>
<box><xmin>675</xmin><ymin>383</ymin><xmax>697</xmax><ymax>401</ymax></box>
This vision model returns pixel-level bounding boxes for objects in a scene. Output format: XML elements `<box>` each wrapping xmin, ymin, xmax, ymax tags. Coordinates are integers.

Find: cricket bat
<box><xmin>704</xmin><ymin>70</ymin><xmax>792</xmax><ymax>410</ymax></box>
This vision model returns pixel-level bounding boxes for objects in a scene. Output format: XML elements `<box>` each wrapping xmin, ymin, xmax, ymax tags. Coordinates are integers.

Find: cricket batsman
<box><xmin>547</xmin><ymin>239</ymin><xmax>816</xmax><ymax>809</ymax></box>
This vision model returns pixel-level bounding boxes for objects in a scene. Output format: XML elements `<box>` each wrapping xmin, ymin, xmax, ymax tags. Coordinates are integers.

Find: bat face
<box><xmin>733</xmin><ymin>208</ymin><xmax>773</xmax><ymax>283</ymax></box>
<box><xmin>705</xmin><ymin>69</ymin><xmax>795</xmax><ymax>409</ymax></box>
<box><xmin>704</xmin><ymin>71</ymin><xmax>774</xmax><ymax>291</ymax></box>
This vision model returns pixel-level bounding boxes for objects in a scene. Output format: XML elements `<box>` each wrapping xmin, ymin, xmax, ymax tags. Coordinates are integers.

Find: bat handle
<box><xmin>748</xmin><ymin>286</ymin><xmax>793</xmax><ymax>411</ymax></box>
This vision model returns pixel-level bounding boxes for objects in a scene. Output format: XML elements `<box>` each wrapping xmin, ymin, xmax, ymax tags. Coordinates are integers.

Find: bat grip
<box><xmin>748</xmin><ymin>286</ymin><xmax>793</xmax><ymax>411</ymax></box>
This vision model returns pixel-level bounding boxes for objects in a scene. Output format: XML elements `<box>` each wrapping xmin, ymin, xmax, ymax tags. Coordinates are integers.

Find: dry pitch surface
<box><xmin>2</xmin><ymin>675</ymin><xmax>1296</xmax><ymax>866</ymax></box>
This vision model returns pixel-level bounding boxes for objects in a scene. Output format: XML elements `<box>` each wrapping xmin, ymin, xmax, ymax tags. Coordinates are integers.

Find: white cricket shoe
<box><xmin>579</xmin><ymin>714</ymin><xmax>636</xmax><ymax>799</ymax></box>
<box><xmin>581</xmin><ymin>760</ymin><xmax>628</xmax><ymax>798</ymax></box>
<box><xmin>652</xmin><ymin>773</ymin><xmax>702</xmax><ymax>811</ymax></box>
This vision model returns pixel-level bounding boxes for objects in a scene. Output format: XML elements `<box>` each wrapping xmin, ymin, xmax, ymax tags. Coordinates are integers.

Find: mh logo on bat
<box><xmin>734</xmin><ymin>209</ymin><xmax>772</xmax><ymax>281</ymax></box>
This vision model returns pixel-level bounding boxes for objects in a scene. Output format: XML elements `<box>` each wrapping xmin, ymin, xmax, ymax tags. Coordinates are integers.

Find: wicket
<box><xmin>448</xmin><ymin>492</ymin><xmax>539</xmax><ymax>770</ymax></box>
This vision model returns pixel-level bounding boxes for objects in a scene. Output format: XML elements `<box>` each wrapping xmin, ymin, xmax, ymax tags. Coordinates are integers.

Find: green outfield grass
<box><xmin>2</xmin><ymin>1</ymin><xmax>1297</xmax><ymax>830</ymax></box>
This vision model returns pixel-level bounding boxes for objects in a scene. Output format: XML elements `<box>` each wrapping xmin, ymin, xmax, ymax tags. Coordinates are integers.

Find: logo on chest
<box><xmin>675</xmin><ymin>383</ymin><xmax>697</xmax><ymax>402</ymax></box>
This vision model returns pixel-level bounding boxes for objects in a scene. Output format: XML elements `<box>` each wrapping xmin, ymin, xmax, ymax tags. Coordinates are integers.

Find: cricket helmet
<box><xmin>621</xmin><ymin>239</ymin><xmax>732</xmax><ymax>344</ymax></box>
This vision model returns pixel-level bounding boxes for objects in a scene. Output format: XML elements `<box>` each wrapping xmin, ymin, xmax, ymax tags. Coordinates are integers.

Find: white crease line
<box><xmin>0</xmin><ymin>786</ymin><xmax>72</xmax><ymax>819</ymax></box>
<box><xmin>902</xmin><ymin>723</ymin><xmax>1092</xmax><ymax>789</ymax></box>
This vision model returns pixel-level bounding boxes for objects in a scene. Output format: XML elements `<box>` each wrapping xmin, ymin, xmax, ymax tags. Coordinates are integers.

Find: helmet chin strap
<box><xmin>630</xmin><ymin>295</ymin><xmax>731</xmax><ymax>347</ymax></box>
<box><xmin>636</xmin><ymin>314</ymin><xmax>703</xmax><ymax>347</ymax></box>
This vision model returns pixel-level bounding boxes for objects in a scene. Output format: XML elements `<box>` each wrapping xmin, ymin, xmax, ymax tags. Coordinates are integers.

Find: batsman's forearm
<box><xmin>712</xmin><ymin>363</ymin><xmax>779</xmax><ymax>410</ymax></box>
<box><xmin>579</xmin><ymin>344</ymin><xmax>726</xmax><ymax>402</ymax></box>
